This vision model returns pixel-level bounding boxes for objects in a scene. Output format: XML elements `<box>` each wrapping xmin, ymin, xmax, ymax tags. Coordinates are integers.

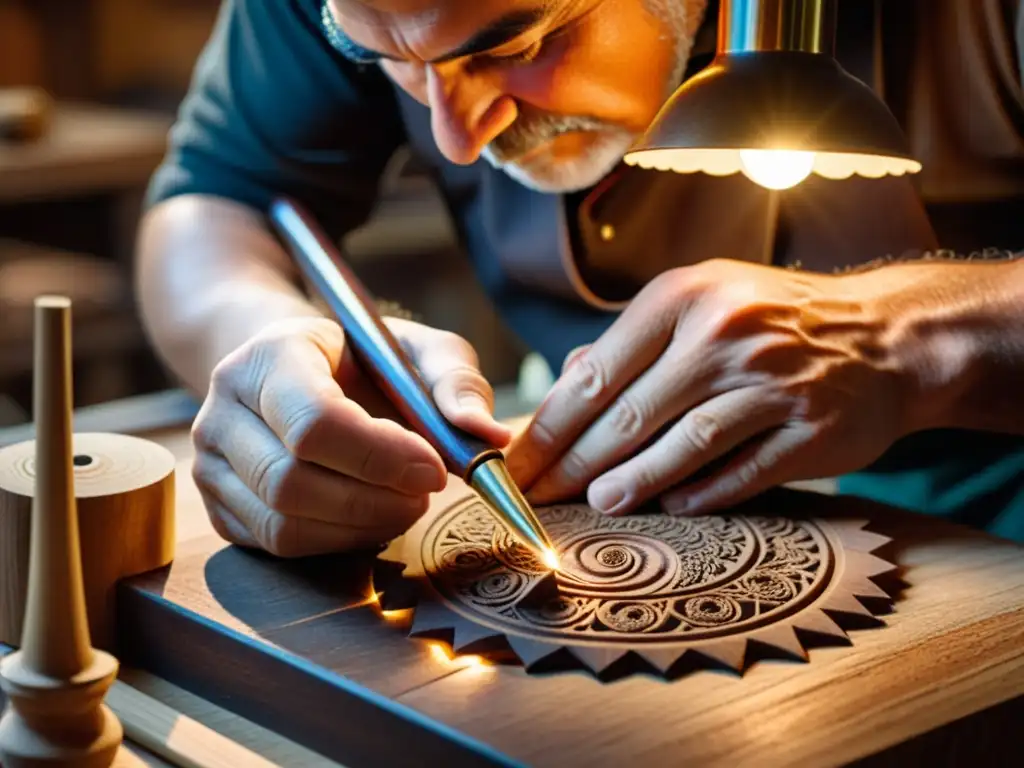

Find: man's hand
<box><xmin>506</xmin><ymin>258</ymin><xmax>924</xmax><ymax>517</ymax></box>
<box><xmin>190</xmin><ymin>316</ymin><xmax>511</xmax><ymax>557</ymax></box>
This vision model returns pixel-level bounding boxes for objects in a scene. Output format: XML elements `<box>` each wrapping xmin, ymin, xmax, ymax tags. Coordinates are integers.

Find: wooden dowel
<box><xmin>105</xmin><ymin>679</ymin><xmax>289</xmax><ymax>768</ymax></box>
<box><xmin>21</xmin><ymin>295</ymin><xmax>93</xmax><ymax>676</ymax></box>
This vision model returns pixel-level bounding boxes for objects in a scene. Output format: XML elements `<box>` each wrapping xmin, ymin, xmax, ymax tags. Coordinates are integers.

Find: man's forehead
<box><xmin>328</xmin><ymin>0</ymin><xmax>568</xmax><ymax>63</ymax></box>
<box><xmin>330</xmin><ymin>0</ymin><xmax>444</xmax><ymax>25</ymax></box>
<box><xmin>329</xmin><ymin>0</ymin><xmax>541</xmax><ymax>26</ymax></box>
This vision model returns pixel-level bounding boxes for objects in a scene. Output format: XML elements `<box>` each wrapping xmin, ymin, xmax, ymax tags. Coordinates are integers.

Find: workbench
<box><xmin>1</xmin><ymin>390</ymin><xmax>1022</xmax><ymax>767</ymax></box>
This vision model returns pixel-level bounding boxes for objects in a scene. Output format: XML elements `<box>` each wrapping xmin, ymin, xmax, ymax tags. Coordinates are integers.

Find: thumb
<box><xmin>390</xmin><ymin>319</ymin><xmax>513</xmax><ymax>447</ymax></box>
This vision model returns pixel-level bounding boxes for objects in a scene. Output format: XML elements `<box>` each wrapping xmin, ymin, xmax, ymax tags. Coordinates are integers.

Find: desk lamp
<box><xmin>624</xmin><ymin>0</ymin><xmax>921</xmax><ymax>190</ymax></box>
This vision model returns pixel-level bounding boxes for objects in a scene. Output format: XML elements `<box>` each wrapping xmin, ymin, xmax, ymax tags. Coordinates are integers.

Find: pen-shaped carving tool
<box><xmin>268</xmin><ymin>197</ymin><xmax>559</xmax><ymax>570</ymax></box>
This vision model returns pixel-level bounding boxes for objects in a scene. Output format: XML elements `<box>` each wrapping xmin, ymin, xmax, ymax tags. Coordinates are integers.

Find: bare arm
<box><xmin>132</xmin><ymin>0</ymin><xmax>408</xmax><ymax>398</ymax></box>
<box><xmin>864</xmin><ymin>253</ymin><xmax>1024</xmax><ymax>436</ymax></box>
<box><xmin>134</xmin><ymin>193</ymin><xmax>322</xmax><ymax>397</ymax></box>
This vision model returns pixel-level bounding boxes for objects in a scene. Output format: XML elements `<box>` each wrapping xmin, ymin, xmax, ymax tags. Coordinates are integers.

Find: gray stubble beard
<box><xmin>483</xmin><ymin>0</ymin><xmax>708</xmax><ymax>194</ymax></box>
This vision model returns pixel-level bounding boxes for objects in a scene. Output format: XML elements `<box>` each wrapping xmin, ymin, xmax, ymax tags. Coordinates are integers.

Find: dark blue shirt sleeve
<box><xmin>144</xmin><ymin>0</ymin><xmax>407</xmax><ymax>241</ymax></box>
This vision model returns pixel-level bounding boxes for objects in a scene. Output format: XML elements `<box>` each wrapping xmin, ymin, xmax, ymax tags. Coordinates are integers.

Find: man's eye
<box><xmin>489</xmin><ymin>39</ymin><xmax>544</xmax><ymax>66</ymax></box>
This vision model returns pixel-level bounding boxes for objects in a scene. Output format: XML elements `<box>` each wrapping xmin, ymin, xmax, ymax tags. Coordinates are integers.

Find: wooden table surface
<box><xmin>2</xmin><ymin>391</ymin><xmax>1022</xmax><ymax>767</ymax></box>
<box><xmin>0</xmin><ymin>102</ymin><xmax>171</xmax><ymax>203</ymax></box>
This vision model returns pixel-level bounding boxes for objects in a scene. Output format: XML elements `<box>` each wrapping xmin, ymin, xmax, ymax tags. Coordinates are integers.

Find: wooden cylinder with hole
<box><xmin>0</xmin><ymin>432</ymin><xmax>175</xmax><ymax>651</ymax></box>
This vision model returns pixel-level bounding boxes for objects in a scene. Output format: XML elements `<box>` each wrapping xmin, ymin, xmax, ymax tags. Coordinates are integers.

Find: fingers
<box><xmin>193</xmin><ymin>401</ymin><xmax>431</xmax><ymax>529</ymax></box>
<box><xmin>525</xmin><ymin>339</ymin><xmax>715</xmax><ymax>504</ymax></box>
<box><xmin>561</xmin><ymin>344</ymin><xmax>591</xmax><ymax>375</ymax></box>
<box><xmin>393</xmin><ymin>318</ymin><xmax>512</xmax><ymax>447</ymax></box>
<box><xmin>506</xmin><ymin>294</ymin><xmax>677</xmax><ymax>489</ymax></box>
<box><xmin>192</xmin><ymin>450</ymin><xmax>428</xmax><ymax>561</ymax></box>
<box><xmin>196</xmin><ymin>484</ymin><xmax>260</xmax><ymax>550</ymax></box>
<box><xmin>659</xmin><ymin>423</ymin><xmax>813</xmax><ymax>516</ymax></box>
<box><xmin>578</xmin><ymin>387</ymin><xmax>794</xmax><ymax>516</ymax></box>
<box><xmin>217</xmin><ymin>320</ymin><xmax>447</xmax><ymax>494</ymax></box>
<box><xmin>194</xmin><ymin>453</ymin><xmax>417</xmax><ymax>556</ymax></box>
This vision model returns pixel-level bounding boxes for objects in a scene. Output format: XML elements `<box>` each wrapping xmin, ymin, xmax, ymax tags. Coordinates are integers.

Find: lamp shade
<box><xmin>624</xmin><ymin>1</ymin><xmax>922</xmax><ymax>189</ymax></box>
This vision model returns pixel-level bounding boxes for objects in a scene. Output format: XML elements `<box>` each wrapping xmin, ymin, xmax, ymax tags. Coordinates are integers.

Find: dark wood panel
<box><xmin>116</xmin><ymin>549</ymin><xmax>522</xmax><ymax>767</ymax></box>
<box><xmin>123</xmin><ymin>542</ymin><xmax>383</xmax><ymax>637</ymax></box>
<box><xmin>260</xmin><ymin>604</ymin><xmax>459</xmax><ymax>697</ymax></box>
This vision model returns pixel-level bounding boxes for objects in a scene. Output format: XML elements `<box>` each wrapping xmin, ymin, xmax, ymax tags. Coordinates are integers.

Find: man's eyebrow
<box><xmin>322</xmin><ymin>2</ymin><xmax>555</xmax><ymax>64</ymax></box>
<box><xmin>434</xmin><ymin>7</ymin><xmax>551</xmax><ymax>62</ymax></box>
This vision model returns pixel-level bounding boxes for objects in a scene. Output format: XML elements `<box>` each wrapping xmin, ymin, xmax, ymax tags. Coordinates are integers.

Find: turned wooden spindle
<box><xmin>0</xmin><ymin>296</ymin><xmax>123</xmax><ymax>768</ymax></box>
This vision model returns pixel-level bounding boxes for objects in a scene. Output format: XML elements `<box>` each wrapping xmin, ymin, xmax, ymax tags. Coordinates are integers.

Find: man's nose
<box><xmin>425</xmin><ymin>66</ymin><xmax>517</xmax><ymax>165</ymax></box>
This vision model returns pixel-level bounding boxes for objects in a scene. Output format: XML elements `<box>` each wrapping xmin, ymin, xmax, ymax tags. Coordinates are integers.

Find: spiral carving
<box><xmin>420</xmin><ymin>501</ymin><xmax>836</xmax><ymax>644</ymax></box>
<box><xmin>556</xmin><ymin>531</ymin><xmax>678</xmax><ymax>598</ymax></box>
<box><xmin>469</xmin><ymin>570</ymin><xmax>527</xmax><ymax>607</ymax></box>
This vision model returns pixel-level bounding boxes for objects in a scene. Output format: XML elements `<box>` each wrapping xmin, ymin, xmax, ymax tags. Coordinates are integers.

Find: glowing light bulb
<box><xmin>739</xmin><ymin>149</ymin><xmax>815</xmax><ymax>190</ymax></box>
<box><xmin>542</xmin><ymin>548</ymin><xmax>561</xmax><ymax>571</ymax></box>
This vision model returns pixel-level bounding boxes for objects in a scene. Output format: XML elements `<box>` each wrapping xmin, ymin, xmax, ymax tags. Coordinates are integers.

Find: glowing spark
<box><xmin>542</xmin><ymin>548</ymin><xmax>560</xmax><ymax>571</ymax></box>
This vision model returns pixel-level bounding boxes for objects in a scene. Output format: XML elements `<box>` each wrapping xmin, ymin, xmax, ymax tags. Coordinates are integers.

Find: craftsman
<box><xmin>135</xmin><ymin>0</ymin><xmax>1024</xmax><ymax>556</ymax></box>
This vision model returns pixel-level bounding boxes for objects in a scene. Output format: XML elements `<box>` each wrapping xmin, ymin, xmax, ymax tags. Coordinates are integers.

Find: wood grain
<box><xmin>113</xmin><ymin>421</ymin><xmax>1024</xmax><ymax>767</ymax></box>
<box><xmin>107</xmin><ymin>677</ymin><xmax>286</xmax><ymax>768</ymax></box>
<box><xmin>116</xmin><ymin>668</ymin><xmax>343</xmax><ymax>768</ymax></box>
<box><xmin>114</xmin><ymin>745</ymin><xmax>176</xmax><ymax>768</ymax></box>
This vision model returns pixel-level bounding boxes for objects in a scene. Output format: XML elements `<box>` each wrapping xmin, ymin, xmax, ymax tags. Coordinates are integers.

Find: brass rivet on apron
<box><xmin>599</xmin><ymin>223</ymin><xmax>615</xmax><ymax>241</ymax></box>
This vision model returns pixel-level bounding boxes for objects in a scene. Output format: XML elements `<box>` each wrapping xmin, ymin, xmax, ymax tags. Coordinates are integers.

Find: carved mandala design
<box><xmin>374</xmin><ymin>496</ymin><xmax>898</xmax><ymax>680</ymax></box>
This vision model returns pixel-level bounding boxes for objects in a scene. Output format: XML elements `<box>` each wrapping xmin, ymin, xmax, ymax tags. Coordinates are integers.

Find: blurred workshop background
<box><xmin>0</xmin><ymin>0</ymin><xmax>549</xmax><ymax>430</ymax></box>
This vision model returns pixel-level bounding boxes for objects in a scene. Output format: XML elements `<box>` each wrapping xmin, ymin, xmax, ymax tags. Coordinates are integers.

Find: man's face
<box><xmin>325</xmin><ymin>0</ymin><xmax>706</xmax><ymax>193</ymax></box>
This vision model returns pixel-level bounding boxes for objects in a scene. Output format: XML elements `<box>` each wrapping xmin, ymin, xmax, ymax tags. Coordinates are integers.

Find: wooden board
<box><xmin>111</xmin><ymin>425</ymin><xmax>1024</xmax><ymax>768</ymax></box>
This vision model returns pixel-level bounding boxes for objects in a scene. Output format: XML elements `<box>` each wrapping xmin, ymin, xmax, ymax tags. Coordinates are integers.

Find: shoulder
<box><xmin>145</xmin><ymin>0</ymin><xmax>406</xmax><ymax>234</ymax></box>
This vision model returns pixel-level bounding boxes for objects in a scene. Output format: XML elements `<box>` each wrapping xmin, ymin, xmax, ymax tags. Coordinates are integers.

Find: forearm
<box><xmin>135</xmin><ymin>194</ymin><xmax>323</xmax><ymax>396</ymax></box>
<box><xmin>854</xmin><ymin>253</ymin><xmax>1024</xmax><ymax>435</ymax></box>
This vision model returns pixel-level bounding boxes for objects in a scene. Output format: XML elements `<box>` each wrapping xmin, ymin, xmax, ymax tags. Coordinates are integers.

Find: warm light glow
<box><xmin>623</xmin><ymin>147</ymin><xmax>922</xmax><ymax>190</ymax></box>
<box><xmin>367</xmin><ymin>589</ymin><xmax>411</xmax><ymax>621</ymax></box>
<box><xmin>428</xmin><ymin>643</ymin><xmax>488</xmax><ymax>671</ymax></box>
<box><xmin>738</xmin><ymin>149</ymin><xmax>814</xmax><ymax>190</ymax></box>
<box><xmin>542</xmin><ymin>548</ymin><xmax>561</xmax><ymax>571</ymax></box>
<box><xmin>429</xmin><ymin>643</ymin><xmax>451</xmax><ymax>663</ymax></box>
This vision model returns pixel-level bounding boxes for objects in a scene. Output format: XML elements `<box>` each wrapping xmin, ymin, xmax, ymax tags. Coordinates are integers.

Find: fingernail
<box><xmin>399</xmin><ymin>462</ymin><xmax>445</xmax><ymax>493</ymax></box>
<box><xmin>589</xmin><ymin>478</ymin><xmax>625</xmax><ymax>514</ymax></box>
<box><xmin>662</xmin><ymin>494</ymin><xmax>690</xmax><ymax>516</ymax></box>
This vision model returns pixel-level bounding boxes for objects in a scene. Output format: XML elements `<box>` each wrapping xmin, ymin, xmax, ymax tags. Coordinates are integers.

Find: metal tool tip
<box><xmin>469</xmin><ymin>457</ymin><xmax>558</xmax><ymax>567</ymax></box>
